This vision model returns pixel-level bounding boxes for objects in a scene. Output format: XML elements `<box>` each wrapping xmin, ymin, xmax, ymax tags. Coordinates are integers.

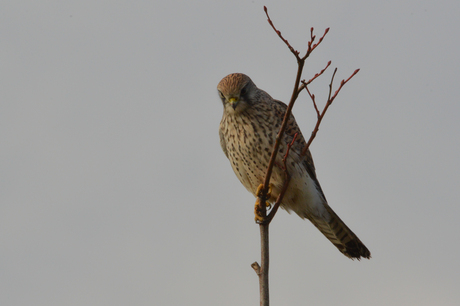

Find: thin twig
<box><xmin>262</xmin><ymin>133</ymin><xmax>297</xmax><ymax>224</ymax></box>
<box><xmin>301</xmin><ymin>68</ymin><xmax>360</xmax><ymax>156</ymax></box>
<box><xmin>301</xmin><ymin>61</ymin><xmax>331</xmax><ymax>88</ymax></box>
<box><xmin>304</xmin><ymin>27</ymin><xmax>330</xmax><ymax>60</ymax></box>
<box><xmin>330</xmin><ymin>69</ymin><xmax>360</xmax><ymax>103</ymax></box>
<box><xmin>264</xmin><ymin>6</ymin><xmax>300</xmax><ymax>59</ymax></box>
<box><xmin>282</xmin><ymin>133</ymin><xmax>298</xmax><ymax>171</ymax></box>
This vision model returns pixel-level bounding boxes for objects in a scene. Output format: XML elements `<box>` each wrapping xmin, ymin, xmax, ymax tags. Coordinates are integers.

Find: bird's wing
<box><xmin>271</xmin><ymin>100</ymin><xmax>370</xmax><ymax>260</ymax></box>
<box><xmin>272</xmin><ymin>99</ymin><xmax>323</xmax><ymax>195</ymax></box>
<box><xmin>272</xmin><ymin>100</ymin><xmax>317</xmax><ymax>173</ymax></box>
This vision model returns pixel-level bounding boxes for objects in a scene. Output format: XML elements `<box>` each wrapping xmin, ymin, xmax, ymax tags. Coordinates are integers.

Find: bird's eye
<box><xmin>218</xmin><ymin>91</ymin><xmax>225</xmax><ymax>100</ymax></box>
<box><xmin>240</xmin><ymin>86</ymin><xmax>247</xmax><ymax>96</ymax></box>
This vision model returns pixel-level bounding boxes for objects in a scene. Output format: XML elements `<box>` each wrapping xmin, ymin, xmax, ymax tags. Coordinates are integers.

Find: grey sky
<box><xmin>1</xmin><ymin>1</ymin><xmax>459</xmax><ymax>305</ymax></box>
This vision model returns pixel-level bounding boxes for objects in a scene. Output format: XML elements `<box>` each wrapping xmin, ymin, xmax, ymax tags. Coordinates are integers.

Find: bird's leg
<box><xmin>254</xmin><ymin>184</ymin><xmax>272</xmax><ymax>222</ymax></box>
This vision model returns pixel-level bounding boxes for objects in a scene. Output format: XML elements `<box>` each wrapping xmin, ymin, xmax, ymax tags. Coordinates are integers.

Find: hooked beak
<box><xmin>228</xmin><ymin>97</ymin><xmax>239</xmax><ymax>110</ymax></box>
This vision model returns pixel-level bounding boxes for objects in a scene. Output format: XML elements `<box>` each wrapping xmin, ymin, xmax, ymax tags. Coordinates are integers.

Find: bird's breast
<box><xmin>222</xmin><ymin>113</ymin><xmax>276</xmax><ymax>195</ymax></box>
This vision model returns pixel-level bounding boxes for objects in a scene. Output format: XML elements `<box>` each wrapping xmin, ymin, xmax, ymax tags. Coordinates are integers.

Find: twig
<box><xmin>264</xmin><ymin>7</ymin><xmax>299</xmax><ymax>58</ymax></box>
<box><xmin>259</xmin><ymin>133</ymin><xmax>298</xmax><ymax>225</ymax></box>
<box><xmin>300</xmin><ymin>61</ymin><xmax>331</xmax><ymax>88</ymax></box>
<box><xmin>282</xmin><ymin>133</ymin><xmax>298</xmax><ymax>171</ymax></box>
<box><xmin>301</xmin><ymin>68</ymin><xmax>360</xmax><ymax>156</ymax></box>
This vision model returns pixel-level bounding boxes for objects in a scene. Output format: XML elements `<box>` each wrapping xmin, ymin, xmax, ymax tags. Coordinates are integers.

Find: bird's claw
<box><xmin>256</xmin><ymin>184</ymin><xmax>272</xmax><ymax>202</ymax></box>
<box><xmin>254</xmin><ymin>184</ymin><xmax>273</xmax><ymax>222</ymax></box>
<box><xmin>254</xmin><ymin>198</ymin><xmax>265</xmax><ymax>223</ymax></box>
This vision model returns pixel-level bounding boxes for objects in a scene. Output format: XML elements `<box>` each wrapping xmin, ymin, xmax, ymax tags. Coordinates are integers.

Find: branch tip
<box><xmin>251</xmin><ymin>262</ymin><xmax>261</xmax><ymax>275</ymax></box>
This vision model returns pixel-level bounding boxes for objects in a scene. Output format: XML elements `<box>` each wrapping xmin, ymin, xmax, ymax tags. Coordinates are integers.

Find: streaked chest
<box><xmin>220</xmin><ymin>111</ymin><xmax>277</xmax><ymax>190</ymax></box>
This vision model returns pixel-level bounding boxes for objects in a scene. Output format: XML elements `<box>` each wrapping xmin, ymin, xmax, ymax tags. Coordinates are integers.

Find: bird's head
<box><xmin>217</xmin><ymin>73</ymin><xmax>257</xmax><ymax>114</ymax></box>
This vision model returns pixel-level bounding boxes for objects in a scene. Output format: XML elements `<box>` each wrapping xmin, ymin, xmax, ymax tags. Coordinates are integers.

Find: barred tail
<box><xmin>307</xmin><ymin>206</ymin><xmax>371</xmax><ymax>260</ymax></box>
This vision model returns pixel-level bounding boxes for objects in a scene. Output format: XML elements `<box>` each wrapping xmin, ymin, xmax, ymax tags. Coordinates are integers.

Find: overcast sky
<box><xmin>2</xmin><ymin>1</ymin><xmax>460</xmax><ymax>305</ymax></box>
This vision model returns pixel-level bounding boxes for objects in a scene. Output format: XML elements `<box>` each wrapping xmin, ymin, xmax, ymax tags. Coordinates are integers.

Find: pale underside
<box><xmin>220</xmin><ymin>108</ymin><xmax>330</xmax><ymax>222</ymax></box>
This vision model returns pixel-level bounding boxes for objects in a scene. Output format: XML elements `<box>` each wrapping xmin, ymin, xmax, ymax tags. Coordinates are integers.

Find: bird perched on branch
<box><xmin>217</xmin><ymin>73</ymin><xmax>370</xmax><ymax>260</ymax></box>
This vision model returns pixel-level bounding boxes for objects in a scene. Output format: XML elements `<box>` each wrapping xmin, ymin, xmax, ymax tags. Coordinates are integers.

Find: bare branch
<box><xmin>264</xmin><ymin>133</ymin><xmax>298</xmax><ymax>223</ymax></box>
<box><xmin>264</xmin><ymin>6</ymin><xmax>300</xmax><ymax>58</ymax></box>
<box><xmin>301</xmin><ymin>60</ymin><xmax>331</xmax><ymax>88</ymax></box>
<box><xmin>251</xmin><ymin>262</ymin><xmax>261</xmax><ymax>274</ymax></box>
<box><xmin>254</xmin><ymin>7</ymin><xmax>359</xmax><ymax>306</ymax></box>
<box><xmin>305</xmin><ymin>86</ymin><xmax>320</xmax><ymax>118</ymax></box>
<box><xmin>327</xmin><ymin>68</ymin><xmax>338</xmax><ymax>102</ymax></box>
<box><xmin>330</xmin><ymin>69</ymin><xmax>360</xmax><ymax>103</ymax></box>
<box><xmin>301</xmin><ymin>68</ymin><xmax>360</xmax><ymax>156</ymax></box>
<box><xmin>257</xmin><ymin>57</ymin><xmax>304</xmax><ymax>222</ymax></box>
<box><xmin>304</xmin><ymin>27</ymin><xmax>330</xmax><ymax>59</ymax></box>
<box><xmin>283</xmin><ymin>133</ymin><xmax>298</xmax><ymax>171</ymax></box>
<box><xmin>258</xmin><ymin>8</ymin><xmax>330</xmax><ymax>218</ymax></box>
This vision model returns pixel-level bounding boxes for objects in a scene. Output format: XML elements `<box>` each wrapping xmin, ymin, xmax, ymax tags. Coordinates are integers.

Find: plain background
<box><xmin>2</xmin><ymin>1</ymin><xmax>459</xmax><ymax>305</ymax></box>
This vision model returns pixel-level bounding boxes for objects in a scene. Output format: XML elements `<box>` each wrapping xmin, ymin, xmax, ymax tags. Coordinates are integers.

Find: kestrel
<box><xmin>217</xmin><ymin>73</ymin><xmax>370</xmax><ymax>260</ymax></box>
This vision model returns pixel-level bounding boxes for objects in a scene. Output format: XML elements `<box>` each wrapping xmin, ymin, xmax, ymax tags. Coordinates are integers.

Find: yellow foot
<box><xmin>254</xmin><ymin>198</ymin><xmax>265</xmax><ymax>223</ymax></box>
<box><xmin>254</xmin><ymin>184</ymin><xmax>273</xmax><ymax>222</ymax></box>
<box><xmin>255</xmin><ymin>184</ymin><xmax>272</xmax><ymax>203</ymax></box>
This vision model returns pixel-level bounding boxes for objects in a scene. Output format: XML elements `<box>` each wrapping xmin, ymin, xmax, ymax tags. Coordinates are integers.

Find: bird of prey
<box><xmin>217</xmin><ymin>73</ymin><xmax>370</xmax><ymax>260</ymax></box>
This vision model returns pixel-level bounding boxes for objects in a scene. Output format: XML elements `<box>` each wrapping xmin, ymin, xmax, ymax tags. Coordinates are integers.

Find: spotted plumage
<box><xmin>217</xmin><ymin>73</ymin><xmax>370</xmax><ymax>260</ymax></box>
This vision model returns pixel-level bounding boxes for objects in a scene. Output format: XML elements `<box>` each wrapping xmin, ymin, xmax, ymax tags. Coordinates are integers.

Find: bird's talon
<box><xmin>267</xmin><ymin>185</ymin><xmax>272</xmax><ymax>199</ymax></box>
<box><xmin>256</xmin><ymin>184</ymin><xmax>273</xmax><ymax>199</ymax></box>
<box><xmin>255</xmin><ymin>184</ymin><xmax>273</xmax><ymax>217</ymax></box>
<box><xmin>254</xmin><ymin>198</ymin><xmax>266</xmax><ymax>223</ymax></box>
<box><xmin>255</xmin><ymin>214</ymin><xmax>265</xmax><ymax>223</ymax></box>
<box><xmin>256</xmin><ymin>184</ymin><xmax>264</xmax><ymax>197</ymax></box>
